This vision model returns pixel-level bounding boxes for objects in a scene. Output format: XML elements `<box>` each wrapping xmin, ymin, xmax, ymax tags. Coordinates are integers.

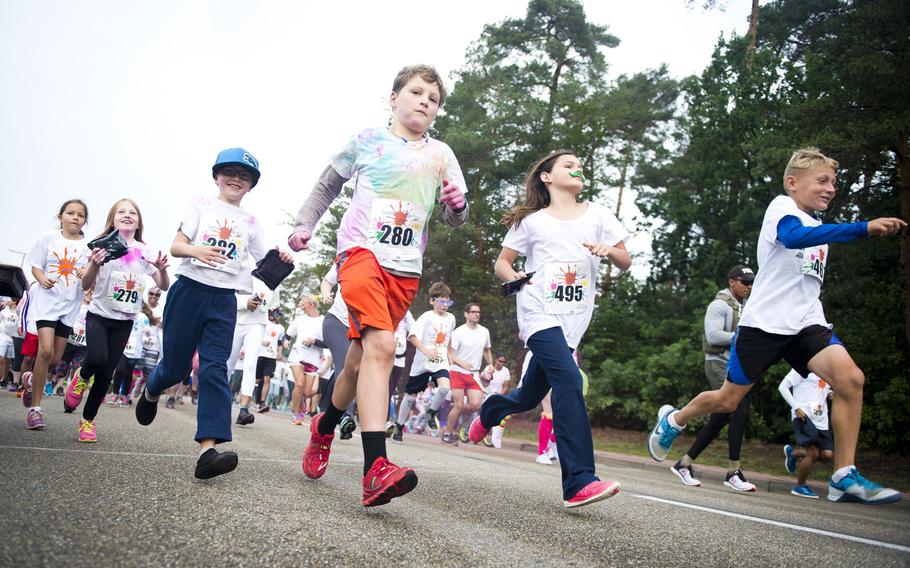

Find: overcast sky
<box><xmin>0</xmin><ymin>0</ymin><xmax>750</xmax><ymax>277</ymax></box>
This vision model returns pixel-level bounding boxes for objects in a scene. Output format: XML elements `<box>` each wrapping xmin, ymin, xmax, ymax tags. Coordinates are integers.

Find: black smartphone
<box><xmin>501</xmin><ymin>272</ymin><xmax>534</xmax><ymax>297</ymax></box>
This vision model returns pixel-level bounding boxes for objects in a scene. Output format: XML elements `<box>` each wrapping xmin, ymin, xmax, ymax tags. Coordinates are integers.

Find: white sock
<box><xmin>832</xmin><ymin>465</ymin><xmax>855</xmax><ymax>483</ymax></box>
<box><xmin>397</xmin><ymin>394</ymin><xmax>416</xmax><ymax>426</ymax></box>
<box><xmin>667</xmin><ymin>411</ymin><xmax>684</xmax><ymax>430</ymax></box>
<box><xmin>429</xmin><ymin>387</ymin><xmax>449</xmax><ymax>411</ymax></box>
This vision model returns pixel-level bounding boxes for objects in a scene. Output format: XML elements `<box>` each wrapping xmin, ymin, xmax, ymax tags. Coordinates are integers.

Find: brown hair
<box><xmin>464</xmin><ymin>302</ymin><xmax>479</xmax><ymax>313</ymax></box>
<box><xmin>97</xmin><ymin>198</ymin><xmax>145</xmax><ymax>242</ymax></box>
<box><xmin>58</xmin><ymin>199</ymin><xmax>88</xmax><ymax>234</ymax></box>
<box><xmin>783</xmin><ymin>147</ymin><xmax>839</xmax><ymax>191</ymax></box>
<box><xmin>428</xmin><ymin>281</ymin><xmax>451</xmax><ymax>299</ymax></box>
<box><xmin>392</xmin><ymin>64</ymin><xmax>447</xmax><ymax>107</ymax></box>
<box><xmin>501</xmin><ymin>150</ymin><xmax>576</xmax><ymax>228</ymax></box>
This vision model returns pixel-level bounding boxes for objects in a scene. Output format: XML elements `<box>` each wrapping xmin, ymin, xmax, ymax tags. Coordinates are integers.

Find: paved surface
<box><xmin>2</xmin><ymin>392</ymin><xmax>909</xmax><ymax>567</ymax></box>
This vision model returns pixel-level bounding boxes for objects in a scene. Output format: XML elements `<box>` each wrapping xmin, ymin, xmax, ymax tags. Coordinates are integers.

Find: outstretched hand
<box><xmin>867</xmin><ymin>217</ymin><xmax>907</xmax><ymax>237</ymax></box>
<box><xmin>440</xmin><ymin>179</ymin><xmax>466</xmax><ymax>211</ymax></box>
<box><xmin>288</xmin><ymin>230</ymin><xmax>311</xmax><ymax>252</ymax></box>
<box><xmin>148</xmin><ymin>251</ymin><xmax>170</xmax><ymax>272</ymax></box>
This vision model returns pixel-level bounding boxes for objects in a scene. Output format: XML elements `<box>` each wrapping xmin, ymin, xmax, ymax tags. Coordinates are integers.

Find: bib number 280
<box><xmin>377</xmin><ymin>225</ymin><xmax>414</xmax><ymax>247</ymax></box>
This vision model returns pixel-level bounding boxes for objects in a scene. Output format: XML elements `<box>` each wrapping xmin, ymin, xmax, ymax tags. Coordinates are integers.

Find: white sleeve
<box><xmin>777</xmin><ymin>371</ymin><xmax>800</xmax><ymax>412</ymax></box>
<box><xmin>409</xmin><ymin>313</ymin><xmax>428</xmax><ymax>341</ymax></box>
<box><xmin>178</xmin><ymin>198</ymin><xmax>204</xmax><ymax>240</ymax></box>
<box><xmin>501</xmin><ymin>222</ymin><xmax>528</xmax><ymax>256</ymax></box>
<box><xmin>599</xmin><ymin>206</ymin><xmax>631</xmax><ymax>247</ymax></box>
<box><xmin>247</xmin><ymin>219</ymin><xmax>269</xmax><ymax>264</ymax></box>
<box><xmin>26</xmin><ymin>235</ymin><xmax>48</xmax><ymax>271</ymax></box>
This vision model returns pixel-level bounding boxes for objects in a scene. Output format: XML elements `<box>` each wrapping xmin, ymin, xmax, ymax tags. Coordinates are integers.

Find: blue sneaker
<box><xmin>827</xmin><ymin>469</ymin><xmax>902</xmax><ymax>505</ymax></box>
<box><xmin>784</xmin><ymin>445</ymin><xmax>797</xmax><ymax>474</ymax></box>
<box><xmin>791</xmin><ymin>485</ymin><xmax>818</xmax><ymax>499</ymax></box>
<box><xmin>647</xmin><ymin>405</ymin><xmax>681</xmax><ymax>462</ymax></box>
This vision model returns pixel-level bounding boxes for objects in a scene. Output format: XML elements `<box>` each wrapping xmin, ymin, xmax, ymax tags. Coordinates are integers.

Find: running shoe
<box><xmin>301</xmin><ymin>413</ymin><xmax>334</xmax><ymax>479</ymax></box>
<box><xmin>458</xmin><ymin>423</ymin><xmax>470</xmax><ymax>444</ymax></box>
<box><xmin>135</xmin><ymin>388</ymin><xmax>159</xmax><ymax>426</ymax></box>
<box><xmin>425</xmin><ymin>409</ymin><xmax>439</xmax><ymax>435</ymax></box>
<box><xmin>467</xmin><ymin>415</ymin><xmax>490</xmax><ymax>444</ymax></box>
<box><xmin>671</xmin><ymin>462</ymin><xmax>701</xmax><ymax>487</ymax></box>
<box><xmin>78</xmin><ymin>419</ymin><xmax>97</xmax><ymax>443</ymax></box>
<box><xmin>441</xmin><ymin>432</ymin><xmax>458</xmax><ymax>446</ymax></box>
<box><xmin>547</xmin><ymin>443</ymin><xmax>559</xmax><ymax>462</ymax></box>
<box><xmin>165</xmin><ymin>397</ymin><xmax>175</xmax><ymax>409</ymax></box>
<box><xmin>195</xmin><ymin>448</ymin><xmax>238</xmax><ymax>480</ymax></box>
<box><xmin>391</xmin><ymin>424</ymin><xmax>404</xmax><ymax>443</ymax></box>
<box><xmin>55</xmin><ymin>386</ymin><xmax>64</xmax><ymax>396</ymax></box>
<box><xmin>385</xmin><ymin>421</ymin><xmax>395</xmax><ymax>439</ymax></box>
<box><xmin>107</xmin><ymin>393</ymin><xmax>118</xmax><ymax>405</ymax></box>
<box><xmin>536</xmin><ymin>454</ymin><xmax>553</xmax><ymax>465</ymax></box>
<box><xmin>26</xmin><ymin>407</ymin><xmax>45</xmax><ymax>430</ymax></box>
<box><xmin>827</xmin><ymin>468</ymin><xmax>902</xmax><ymax>504</ymax></box>
<box><xmin>191</xmin><ymin>393</ymin><xmax>198</xmax><ymax>405</ymax></box>
<box><xmin>791</xmin><ymin>485</ymin><xmax>818</xmax><ymax>499</ymax></box>
<box><xmin>724</xmin><ymin>469</ymin><xmax>757</xmax><ymax>492</ymax></box>
<box><xmin>362</xmin><ymin>456</ymin><xmax>418</xmax><ymax>507</ymax></box>
<box><xmin>564</xmin><ymin>480</ymin><xmax>621</xmax><ymax>508</ymax></box>
<box><xmin>8</xmin><ymin>383</ymin><xmax>17</xmax><ymax>392</ymax></box>
<box><xmin>256</xmin><ymin>402</ymin><xmax>270</xmax><ymax>413</ymax></box>
<box><xmin>236</xmin><ymin>408</ymin><xmax>254</xmax><ymax>425</ymax></box>
<box><xmin>291</xmin><ymin>413</ymin><xmax>305</xmax><ymax>426</ymax></box>
<box><xmin>784</xmin><ymin>445</ymin><xmax>797</xmax><ymax>474</ymax></box>
<box><xmin>15</xmin><ymin>387</ymin><xmax>23</xmax><ymax>398</ymax></box>
<box><xmin>490</xmin><ymin>425</ymin><xmax>504</xmax><ymax>449</ymax></box>
<box><xmin>647</xmin><ymin>404</ymin><xmax>681</xmax><ymax>462</ymax></box>
<box><xmin>119</xmin><ymin>395</ymin><xmax>130</xmax><ymax>408</ymax></box>
<box><xmin>63</xmin><ymin>369</ymin><xmax>87</xmax><ymax>412</ymax></box>
<box><xmin>339</xmin><ymin>414</ymin><xmax>356</xmax><ymax>440</ymax></box>
<box><xmin>21</xmin><ymin>372</ymin><xmax>33</xmax><ymax>408</ymax></box>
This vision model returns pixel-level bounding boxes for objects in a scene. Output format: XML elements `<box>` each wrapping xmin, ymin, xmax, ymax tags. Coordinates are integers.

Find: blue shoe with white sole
<box><xmin>828</xmin><ymin>469</ymin><xmax>902</xmax><ymax>505</ymax></box>
<box><xmin>647</xmin><ymin>405</ymin><xmax>681</xmax><ymax>462</ymax></box>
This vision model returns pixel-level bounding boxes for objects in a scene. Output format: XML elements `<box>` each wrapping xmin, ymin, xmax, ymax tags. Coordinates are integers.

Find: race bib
<box><xmin>395</xmin><ymin>331</ymin><xmax>407</xmax><ymax>357</ymax></box>
<box><xmin>798</xmin><ymin>245</ymin><xmax>827</xmax><ymax>282</ymax></box>
<box><xmin>106</xmin><ymin>271</ymin><xmax>145</xmax><ymax>314</ymax></box>
<box><xmin>142</xmin><ymin>330</ymin><xmax>157</xmax><ymax>350</ymax></box>
<box><xmin>367</xmin><ymin>198</ymin><xmax>427</xmax><ymax>263</ymax></box>
<box><xmin>812</xmin><ymin>402</ymin><xmax>825</xmax><ymax>417</ymax></box>
<box><xmin>69</xmin><ymin>329</ymin><xmax>86</xmax><ymax>347</ymax></box>
<box><xmin>543</xmin><ymin>262</ymin><xmax>590</xmax><ymax>315</ymax></box>
<box><xmin>190</xmin><ymin>213</ymin><xmax>248</xmax><ymax>275</ymax></box>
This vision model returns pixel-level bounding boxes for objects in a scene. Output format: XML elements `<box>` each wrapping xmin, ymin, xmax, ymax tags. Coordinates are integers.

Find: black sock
<box><xmin>362</xmin><ymin>431</ymin><xmax>387</xmax><ymax>475</ymax></box>
<box><xmin>318</xmin><ymin>403</ymin><xmax>346</xmax><ymax>435</ymax></box>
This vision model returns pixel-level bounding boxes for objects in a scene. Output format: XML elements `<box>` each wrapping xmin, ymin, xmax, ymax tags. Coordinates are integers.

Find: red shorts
<box><xmin>21</xmin><ymin>332</ymin><xmax>38</xmax><ymax>358</ymax></box>
<box><xmin>336</xmin><ymin>247</ymin><xmax>419</xmax><ymax>340</ymax></box>
<box><xmin>450</xmin><ymin>370</ymin><xmax>482</xmax><ymax>391</ymax></box>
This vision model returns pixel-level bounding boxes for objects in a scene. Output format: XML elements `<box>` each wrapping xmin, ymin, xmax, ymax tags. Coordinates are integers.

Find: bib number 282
<box><xmin>205</xmin><ymin>237</ymin><xmax>238</xmax><ymax>259</ymax></box>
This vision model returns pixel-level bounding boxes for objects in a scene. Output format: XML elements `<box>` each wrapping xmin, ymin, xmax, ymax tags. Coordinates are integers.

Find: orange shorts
<box><xmin>449</xmin><ymin>370</ymin><xmax>482</xmax><ymax>391</ymax></box>
<box><xmin>21</xmin><ymin>332</ymin><xmax>38</xmax><ymax>358</ymax></box>
<box><xmin>336</xmin><ymin>247</ymin><xmax>419</xmax><ymax>340</ymax></box>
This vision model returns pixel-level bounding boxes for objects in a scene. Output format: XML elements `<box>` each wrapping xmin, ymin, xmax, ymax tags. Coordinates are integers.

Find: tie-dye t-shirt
<box><xmin>26</xmin><ymin>230</ymin><xmax>89</xmax><ymax>327</ymax></box>
<box><xmin>330</xmin><ymin>127</ymin><xmax>467</xmax><ymax>275</ymax></box>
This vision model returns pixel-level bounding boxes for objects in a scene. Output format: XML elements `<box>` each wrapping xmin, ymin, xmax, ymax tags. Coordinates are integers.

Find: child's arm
<box><xmin>494</xmin><ymin>247</ymin><xmax>524</xmax><ymax>283</ymax></box>
<box><xmin>170</xmin><ymin>230</ymin><xmax>227</xmax><ymax>267</ymax></box>
<box><xmin>31</xmin><ymin>266</ymin><xmax>55</xmax><ymax>289</ymax></box>
<box><xmin>81</xmin><ymin>248</ymin><xmax>108</xmax><ymax>290</ymax></box>
<box><xmin>776</xmin><ymin>216</ymin><xmax>906</xmax><ymax>249</ymax></box>
<box><xmin>147</xmin><ymin>251</ymin><xmax>171</xmax><ymax>291</ymax></box>
<box><xmin>777</xmin><ymin>376</ymin><xmax>807</xmax><ymax>419</ymax></box>
<box><xmin>409</xmin><ymin>334</ymin><xmax>439</xmax><ymax>362</ymax></box>
<box><xmin>317</xmin><ymin>354</ymin><xmax>333</xmax><ymax>377</ymax></box>
<box><xmin>583</xmin><ymin>241</ymin><xmax>631</xmax><ymax>271</ymax></box>
<box><xmin>320</xmin><ymin>265</ymin><xmax>338</xmax><ymax>305</ymax></box>
<box><xmin>440</xmin><ymin>179</ymin><xmax>469</xmax><ymax>228</ymax></box>
<box><xmin>288</xmin><ymin>166</ymin><xmax>349</xmax><ymax>251</ymax></box>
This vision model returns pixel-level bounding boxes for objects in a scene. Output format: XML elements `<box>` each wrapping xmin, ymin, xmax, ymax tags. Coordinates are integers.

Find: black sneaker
<box><xmin>165</xmin><ymin>397</ymin><xmax>175</xmax><ymax>409</ymax></box>
<box><xmin>339</xmin><ymin>414</ymin><xmax>356</xmax><ymax>440</ymax></box>
<box><xmin>392</xmin><ymin>424</ymin><xmax>404</xmax><ymax>443</ymax></box>
<box><xmin>191</xmin><ymin>393</ymin><xmax>198</xmax><ymax>405</ymax></box>
<box><xmin>135</xmin><ymin>389</ymin><xmax>159</xmax><ymax>426</ymax></box>
<box><xmin>256</xmin><ymin>402</ymin><xmax>270</xmax><ymax>413</ymax></box>
<box><xmin>426</xmin><ymin>409</ymin><xmax>439</xmax><ymax>433</ymax></box>
<box><xmin>194</xmin><ymin>448</ymin><xmax>238</xmax><ymax>480</ymax></box>
<box><xmin>236</xmin><ymin>408</ymin><xmax>255</xmax><ymax>425</ymax></box>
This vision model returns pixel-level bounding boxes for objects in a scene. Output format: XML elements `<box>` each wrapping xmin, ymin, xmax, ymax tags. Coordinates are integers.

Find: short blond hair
<box><xmin>392</xmin><ymin>64</ymin><xmax>447</xmax><ymax>107</ymax></box>
<box><xmin>783</xmin><ymin>147</ymin><xmax>839</xmax><ymax>190</ymax></box>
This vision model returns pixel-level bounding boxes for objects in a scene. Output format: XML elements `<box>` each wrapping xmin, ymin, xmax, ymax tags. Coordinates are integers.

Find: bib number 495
<box><xmin>553</xmin><ymin>285</ymin><xmax>584</xmax><ymax>302</ymax></box>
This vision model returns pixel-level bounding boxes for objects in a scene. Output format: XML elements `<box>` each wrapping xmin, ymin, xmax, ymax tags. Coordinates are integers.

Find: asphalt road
<box><xmin>2</xmin><ymin>392</ymin><xmax>908</xmax><ymax>567</ymax></box>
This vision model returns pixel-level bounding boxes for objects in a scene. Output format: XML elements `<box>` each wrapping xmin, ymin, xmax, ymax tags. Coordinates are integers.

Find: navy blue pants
<box><xmin>147</xmin><ymin>277</ymin><xmax>236</xmax><ymax>443</ymax></box>
<box><xmin>478</xmin><ymin>326</ymin><xmax>598</xmax><ymax>499</ymax></box>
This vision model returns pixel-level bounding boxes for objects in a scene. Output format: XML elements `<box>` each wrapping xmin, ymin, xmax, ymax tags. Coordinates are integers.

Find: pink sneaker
<box><xmin>301</xmin><ymin>413</ymin><xmax>334</xmax><ymax>479</ymax></box>
<box><xmin>21</xmin><ymin>372</ymin><xmax>33</xmax><ymax>408</ymax></box>
<box><xmin>291</xmin><ymin>413</ymin><xmax>305</xmax><ymax>425</ymax></box>
<box><xmin>78</xmin><ymin>419</ymin><xmax>97</xmax><ymax>443</ymax></box>
<box><xmin>564</xmin><ymin>480</ymin><xmax>621</xmax><ymax>508</ymax></box>
<box><xmin>119</xmin><ymin>395</ymin><xmax>130</xmax><ymax>408</ymax></box>
<box><xmin>64</xmin><ymin>369</ymin><xmax>89</xmax><ymax>411</ymax></box>
<box><xmin>468</xmin><ymin>415</ymin><xmax>490</xmax><ymax>444</ymax></box>
<box><xmin>26</xmin><ymin>407</ymin><xmax>45</xmax><ymax>430</ymax></box>
<box><xmin>107</xmin><ymin>393</ymin><xmax>118</xmax><ymax>405</ymax></box>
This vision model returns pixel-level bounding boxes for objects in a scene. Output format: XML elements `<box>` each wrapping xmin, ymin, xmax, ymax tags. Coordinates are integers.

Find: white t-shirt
<box><xmin>488</xmin><ymin>366</ymin><xmax>510</xmax><ymax>395</ymax></box>
<box><xmin>175</xmin><ymin>196</ymin><xmax>268</xmax><ymax>294</ymax></box>
<box><xmin>322</xmin><ymin>264</ymin><xmax>350</xmax><ymax>325</ymax></box>
<box><xmin>274</xmin><ymin>361</ymin><xmax>290</xmax><ymax>387</ymax></box>
<box><xmin>286</xmin><ymin>314</ymin><xmax>324</xmax><ymax>366</ymax></box>
<box><xmin>0</xmin><ymin>306</ymin><xmax>20</xmax><ymax>339</ymax></box>
<box><xmin>450</xmin><ymin>323</ymin><xmax>491</xmax><ymax>373</ymax></box>
<box><xmin>319</xmin><ymin>348</ymin><xmax>333</xmax><ymax>379</ymax></box>
<box><xmin>330</xmin><ymin>127</ymin><xmax>468</xmax><ymax>275</ymax></box>
<box><xmin>236</xmin><ymin>279</ymin><xmax>279</xmax><ymax>326</ymax></box>
<box><xmin>88</xmin><ymin>242</ymin><xmax>157</xmax><ymax>321</ymax></box>
<box><xmin>502</xmin><ymin>202</ymin><xmax>630</xmax><ymax>349</ymax></box>
<box><xmin>781</xmin><ymin>369</ymin><xmax>831</xmax><ymax>430</ymax></box>
<box><xmin>393</xmin><ymin>310</ymin><xmax>415</xmax><ymax>368</ymax></box>
<box><xmin>260</xmin><ymin>322</ymin><xmax>284</xmax><ymax>360</ymax></box>
<box><xmin>26</xmin><ymin>231</ymin><xmax>89</xmax><ymax>326</ymax></box>
<box><xmin>739</xmin><ymin>195</ymin><xmax>828</xmax><ymax>335</ymax></box>
<box><xmin>67</xmin><ymin>303</ymin><xmax>89</xmax><ymax>346</ymax></box>
<box><xmin>123</xmin><ymin>313</ymin><xmax>148</xmax><ymax>359</ymax></box>
<box><xmin>408</xmin><ymin>310</ymin><xmax>456</xmax><ymax>375</ymax></box>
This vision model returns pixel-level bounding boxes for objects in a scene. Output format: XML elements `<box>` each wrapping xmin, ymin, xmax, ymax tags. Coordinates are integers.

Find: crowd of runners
<box><xmin>1</xmin><ymin>64</ymin><xmax>905</xmax><ymax>508</ymax></box>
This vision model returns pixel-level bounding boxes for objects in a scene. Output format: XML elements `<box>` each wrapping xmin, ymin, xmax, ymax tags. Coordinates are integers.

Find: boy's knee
<box><xmin>820</xmin><ymin>449</ymin><xmax>834</xmax><ymax>461</ymax></box>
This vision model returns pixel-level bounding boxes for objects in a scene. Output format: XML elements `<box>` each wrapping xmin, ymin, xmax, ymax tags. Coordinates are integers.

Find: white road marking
<box><xmin>631</xmin><ymin>494</ymin><xmax>910</xmax><ymax>553</ymax></box>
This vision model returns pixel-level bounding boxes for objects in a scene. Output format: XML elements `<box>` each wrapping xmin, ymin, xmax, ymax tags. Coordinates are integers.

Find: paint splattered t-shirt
<box><xmin>502</xmin><ymin>202</ymin><xmax>629</xmax><ymax>349</ymax></box>
<box><xmin>176</xmin><ymin>196</ymin><xmax>269</xmax><ymax>294</ymax></box>
<box><xmin>330</xmin><ymin>127</ymin><xmax>467</xmax><ymax>275</ymax></box>
<box><xmin>408</xmin><ymin>310</ymin><xmax>456</xmax><ymax>375</ymax></box>
<box><xmin>88</xmin><ymin>240</ymin><xmax>157</xmax><ymax>321</ymax></box>
<box><xmin>26</xmin><ymin>230</ymin><xmax>89</xmax><ymax>327</ymax></box>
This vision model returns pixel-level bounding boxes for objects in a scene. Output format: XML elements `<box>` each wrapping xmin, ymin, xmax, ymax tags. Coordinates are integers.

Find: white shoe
<box><xmin>670</xmin><ymin>462</ymin><xmax>702</xmax><ymax>487</ymax></box>
<box><xmin>535</xmin><ymin>454</ymin><xmax>553</xmax><ymax>465</ymax></box>
<box><xmin>491</xmin><ymin>426</ymin><xmax>504</xmax><ymax>449</ymax></box>
<box><xmin>547</xmin><ymin>442</ymin><xmax>559</xmax><ymax>461</ymax></box>
<box><xmin>724</xmin><ymin>469</ymin><xmax>757</xmax><ymax>492</ymax></box>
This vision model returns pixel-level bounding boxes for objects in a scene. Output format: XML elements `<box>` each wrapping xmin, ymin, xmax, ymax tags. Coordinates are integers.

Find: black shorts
<box><xmin>792</xmin><ymin>418</ymin><xmax>834</xmax><ymax>451</ymax></box>
<box><xmin>404</xmin><ymin>370</ymin><xmax>449</xmax><ymax>395</ymax></box>
<box><xmin>318</xmin><ymin>377</ymin><xmax>329</xmax><ymax>395</ymax></box>
<box><xmin>256</xmin><ymin>356</ymin><xmax>277</xmax><ymax>379</ymax></box>
<box><xmin>36</xmin><ymin>320</ymin><xmax>72</xmax><ymax>339</ymax></box>
<box><xmin>727</xmin><ymin>325</ymin><xmax>841</xmax><ymax>385</ymax></box>
<box><xmin>12</xmin><ymin>337</ymin><xmax>24</xmax><ymax>371</ymax></box>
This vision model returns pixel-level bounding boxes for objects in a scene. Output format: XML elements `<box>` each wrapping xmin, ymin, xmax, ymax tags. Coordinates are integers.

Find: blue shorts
<box><xmin>727</xmin><ymin>325</ymin><xmax>841</xmax><ymax>385</ymax></box>
<box><xmin>792</xmin><ymin>418</ymin><xmax>834</xmax><ymax>451</ymax></box>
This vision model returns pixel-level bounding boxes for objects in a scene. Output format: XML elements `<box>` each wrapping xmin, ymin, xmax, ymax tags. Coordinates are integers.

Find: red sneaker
<box><xmin>467</xmin><ymin>415</ymin><xmax>490</xmax><ymax>444</ymax></box>
<box><xmin>301</xmin><ymin>413</ymin><xmax>334</xmax><ymax>479</ymax></box>
<box><xmin>362</xmin><ymin>457</ymin><xmax>418</xmax><ymax>507</ymax></box>
<box><xmin>564</xmin><ymin>480</ymin><xmax>621</xmax><ymax>508</ymax></box>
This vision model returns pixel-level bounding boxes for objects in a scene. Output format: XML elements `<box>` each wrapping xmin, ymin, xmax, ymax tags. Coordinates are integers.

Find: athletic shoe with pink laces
<box><xmin>362</xmin><ymin>456</ymin><xmax>418</xmax><ymax>507</ymax></box>
<box><xmin>78</xmin><ymin>419</ymin><xmax>97</xmax><ymax>443</ymax></box>
<box><xmin>26</xmin><ymin>407</ymin><xmax>45</xmax><ymax>430</ymax></box>
<box><xmin>107</xmin><ymin>393</ymin><xmax>118</xmax><ymax>405</ymax></box>
<box><xmin>21</xmin><ymin>372</ymin><xmax>33</xmax><ymax>408</ymax></box>
<box><xmin>467</xmin><ymin>415</ymin><xmax>490</xmax><ymax>444</ymax></box>
<box><xmin>119</xmin><ymin>395</ymin><xmax>130</xmax><ymax>408</ymax></box>
<box><xmin>64</xmin><ymin>369</ymin><xmax>89</xmax><ymax>411</ymax></box>
<box><xmin>301</xmin><ymin>413</ymin><xmax>334</xmax><ymax>479</ymax></box>
<box><xmin>564</xmin><ymin>480</ymin><xmax>621</xmax><ymax>508</ymax></box>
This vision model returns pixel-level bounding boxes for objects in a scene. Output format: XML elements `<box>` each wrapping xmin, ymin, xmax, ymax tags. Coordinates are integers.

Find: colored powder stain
<box><xmin>122</xmin><ymin>247</ymin><xmax>143</xmax><ymax>264</ymax></box>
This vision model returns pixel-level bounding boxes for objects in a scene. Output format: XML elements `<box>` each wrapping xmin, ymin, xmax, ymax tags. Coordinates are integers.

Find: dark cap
<box><xmin>727</xmin><ymin>265</ymin><xmax>755</xmax><ymax>283</ymax></box>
